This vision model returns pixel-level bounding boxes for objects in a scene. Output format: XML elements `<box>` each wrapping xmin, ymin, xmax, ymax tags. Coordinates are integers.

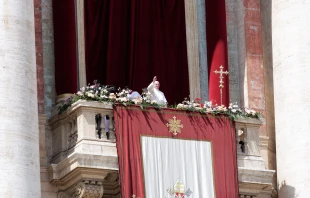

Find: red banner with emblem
<box><xmin>114</xmin><ymin>105</ymin><xmax>238</xmax><ymax>198</ymax></box>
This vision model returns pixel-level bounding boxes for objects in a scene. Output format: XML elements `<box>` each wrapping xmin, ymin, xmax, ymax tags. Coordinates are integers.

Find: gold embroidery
<box><xmin>166</xmin><ymin>116</ymin><xmax>183</xmax><ymax>135</ymax></box>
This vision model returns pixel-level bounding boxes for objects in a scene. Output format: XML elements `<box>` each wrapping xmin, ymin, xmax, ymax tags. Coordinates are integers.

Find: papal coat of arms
<box><xmin>166</xmin><ymin>179</ymin><xmax>193</xmax><ymax>198</ymax></box>
<box><xmin>166</xmin><ymin>116</ymin><xmax>183</xmax><ymax>135</ymax></box>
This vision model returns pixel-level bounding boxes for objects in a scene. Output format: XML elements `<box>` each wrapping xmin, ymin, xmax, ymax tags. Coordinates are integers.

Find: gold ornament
<box><xmin>214</xmin><ymin>65</ymin><xmax>229</xmax><ymax>105</ymax></box>
<box><xmin>166</xmin><ymin>116</ymin><xmax>183</xmax><ymax>135</ymax></box>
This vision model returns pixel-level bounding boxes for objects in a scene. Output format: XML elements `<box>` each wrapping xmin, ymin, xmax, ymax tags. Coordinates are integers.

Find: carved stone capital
<box><xmin>58</xmin><ymin>180</ymin><xmax>104</xmax><ymax>198</ymax></box>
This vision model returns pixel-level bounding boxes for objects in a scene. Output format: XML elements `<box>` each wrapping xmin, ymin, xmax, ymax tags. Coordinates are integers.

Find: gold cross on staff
<box><xmin>214</xmin><ymin>65</ymin><xmax>229</xmax><ymax>105</ymax></box>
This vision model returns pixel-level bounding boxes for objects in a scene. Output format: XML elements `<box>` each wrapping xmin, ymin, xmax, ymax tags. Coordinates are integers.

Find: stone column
<box><xmin>184</xmin><ymin>0</ymin><xmax>208</xmax><ymax>101</ymax></box>
<box><xmin>225</xmin><ymin>0</ymin><xmax>241</xmax><ymax>105</ymax></box>
<box><xmin>261</xmin><ymin>0</ymin><xmax>277</xmax><ymax>193</ymax></box>
<box><xmin>273</xmin><ymin>0</ymin><xmax>310</xmax><ymax>197</ymax></box>
<box><xmin>0</xmin><ymin>1</ymin><xmax>40</xmax><ymax>197</ymax></box>
<box><xmin>76</xmin><ymin>0</ymin><xmax>87</xmax><ymax>88</ymax></box>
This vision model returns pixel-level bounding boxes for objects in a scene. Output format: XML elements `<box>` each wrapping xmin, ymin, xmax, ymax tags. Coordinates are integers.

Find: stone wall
<box><xmin>35</xmin><ymin>0</ymin><xmax>45</xmax><ymax>114</ymax></box>
<box><xmin>35</xmin><ymin>0</ymin><xmax>57</xmax><ymax>197</ymax></box>
<box><xmin>260</xmin><ymin>0</ymin><xmax>277</xmax><ymax>193</ymax></box>
<box><xmin>42</xmin><ymin>0</ymin><xmax>56</xmax><ymax>118</ymax></box>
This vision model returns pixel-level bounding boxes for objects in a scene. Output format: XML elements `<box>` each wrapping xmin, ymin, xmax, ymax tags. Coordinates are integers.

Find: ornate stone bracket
<box><xmin>58</xmin><ymin>180</ymin><xmax>104</xmax><ymax>198</ymax></box>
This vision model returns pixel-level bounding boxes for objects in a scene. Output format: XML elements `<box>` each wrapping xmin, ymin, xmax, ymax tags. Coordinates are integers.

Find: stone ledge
<box><xmin>51</xmin><ymin>139</ymin><xmax>117</xmax><ymax>164</ymax></box>
<box><xmin>238</xmin><ymin>155</ymin><xmax>266</xmax><ymax>169</ymax></box>
<box><xmin>238</xmin><ymin>167</ymin><xmax>275</xmax><ymax>186</ymax></box>
<box><xmin>48</xmin><ymin>153</ymin><xmax>118</xmax><ymax>186</ymax></box>
<box><xmin>235</xmin><ymin>117</ymin><xmax>263</xmax><ymax>127</ymax></box>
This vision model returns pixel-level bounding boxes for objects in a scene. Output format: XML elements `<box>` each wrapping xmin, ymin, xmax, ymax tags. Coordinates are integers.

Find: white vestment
<box><xmin>147</xmin><ymin>82</ymin><xmax>167</xmax><ymax>105</ymax></box>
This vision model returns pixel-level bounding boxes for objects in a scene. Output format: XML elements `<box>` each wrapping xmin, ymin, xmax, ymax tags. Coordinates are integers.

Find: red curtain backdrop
<box><xmin>206</xmin><ymin>0</ymin><xmax>229</xmax><ymax>106</ymax></box>
<box><xmin>84</xmin><ymin>0</ymin><xmax>189</xmax><ymax>105</ymax></box>
<box><xmin>114</xmin><ymin>106</ymin><xmax>239</xmax><ymax>198</ymax></box>
<box><xmin>53</xmin><ymin>0</ymin><xmax>78</xmax><ymax>95</ymax></box>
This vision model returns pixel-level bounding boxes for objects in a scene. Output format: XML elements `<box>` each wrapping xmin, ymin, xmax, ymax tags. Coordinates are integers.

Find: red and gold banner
<box><xmin>114</xmin><ymin>105</ymin><xmax>238</xmax><ymax>197</ymax></box>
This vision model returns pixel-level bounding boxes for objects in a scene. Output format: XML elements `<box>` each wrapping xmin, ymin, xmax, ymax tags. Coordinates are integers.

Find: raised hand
<box><xmin>153</xmin><ymin>76</ymin><xmax>157</xmax><ymax>83</ymax></box>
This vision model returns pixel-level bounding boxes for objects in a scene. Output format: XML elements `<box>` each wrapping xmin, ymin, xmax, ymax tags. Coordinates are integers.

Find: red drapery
<box><xmin>206</xmin><ymin>0</ymin><xmax>229</xmax><ymax>106</ymax></box>
<box><xmin>84</xmin><ymin>0</ymin><xmax>189</xmax><ymax>105</ymax></box>
<box><xmin>114</xmin><ymin>106</ymin><xmax>239</xmax><ymax>197</ymax></box>
<box><xmin>53</xmin><ymin>0</ymin><xmax>78</xmax><ymax>95</ymax></box>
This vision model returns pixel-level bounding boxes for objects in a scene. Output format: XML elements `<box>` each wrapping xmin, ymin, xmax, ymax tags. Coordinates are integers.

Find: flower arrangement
<box><xmin>176</xmin><ymin>97</ymin><xmax>261</xmax><ymax>120</ymax></box>
<box><xmin>57</xmin><ymin>82</ymin><xmax>166</xmax><ymax>114</ymax></box>
<box><xmin>58</xmin><ymin>82</ymin><xmax>262</xmax><ymax>120</ymax></box>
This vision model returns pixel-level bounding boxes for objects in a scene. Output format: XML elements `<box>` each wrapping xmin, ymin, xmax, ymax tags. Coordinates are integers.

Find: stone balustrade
<box><xmin>235</xmin><ymin>118</ymin><xmax>275</xmax><ymax>197</ymax></box>
<box><xmin>47</xmin><ymin>100</ymin><xmax>275</xmax><ymax>197</ymax></box>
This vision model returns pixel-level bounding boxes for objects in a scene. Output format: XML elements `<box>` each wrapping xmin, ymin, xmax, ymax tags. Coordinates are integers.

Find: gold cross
<box><xmin>214</xmin><ymin>65</ymin><xmax>229</xmax><ymax>105</ymax></box>
<box><xmin>166</xmin><ymin>116</ymin><xmax>183</xmax><ymax>135</ymax></box>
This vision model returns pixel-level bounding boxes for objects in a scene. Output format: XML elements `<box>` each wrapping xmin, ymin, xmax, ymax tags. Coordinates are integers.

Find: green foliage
<box><xmin>58</xmin><ymin>83</ymin><xmax>263</xmax><ymax>121</ymax></box>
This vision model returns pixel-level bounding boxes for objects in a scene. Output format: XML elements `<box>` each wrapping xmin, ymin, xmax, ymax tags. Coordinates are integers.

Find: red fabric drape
<box><xmin>53</xmin><ymin>0</ymin><xmax>78</xmax><ymax>94</ymax></box>
<box><xmin>114</xmin><ymin>106</ymin><xmax>239</xmax><ymax>198</ymax></box>
<box><xmin>206</xmin><ymin>0</ymin><xmax>229</xmax><ymax>106</ymax></box>
<box><xmin>84</xmin><ymin>0</ymin><xmax>189</xmax><ymax>105</ymax></box>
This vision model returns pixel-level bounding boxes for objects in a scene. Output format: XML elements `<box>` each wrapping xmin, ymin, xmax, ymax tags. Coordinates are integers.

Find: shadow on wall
<box><xmin>278</xmin><ymin>181</ymin><xmax>298</xmax><ymax>198</ymax></box>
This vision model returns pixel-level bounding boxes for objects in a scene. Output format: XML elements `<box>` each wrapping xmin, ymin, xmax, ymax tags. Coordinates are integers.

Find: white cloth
<box><xmin>147</xmin><ymin>82</ymin><xmax>167</xmax><ymax>105</ymax></box>
<box><xmin>141</xmin><ymin>136</ymin><xmax>215</xmax><ymax>198</ymax></box>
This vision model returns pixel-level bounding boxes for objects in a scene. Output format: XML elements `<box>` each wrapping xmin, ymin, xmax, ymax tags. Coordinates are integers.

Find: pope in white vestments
<box><xmin>147</xmin><ymin>76</ymin><xmax>167</xmax><ymax>106</ymax></box>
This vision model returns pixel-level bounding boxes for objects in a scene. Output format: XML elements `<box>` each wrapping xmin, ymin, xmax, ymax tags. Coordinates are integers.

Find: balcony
<box><xmin>48</xmin><ymin>100</ymin><xmax>119</xmax><ymax>197</ymax></box>
<box><xmin>48</xmin><ymin>100</ymin><xmax>275</xmax><ymax>198</ymax></box>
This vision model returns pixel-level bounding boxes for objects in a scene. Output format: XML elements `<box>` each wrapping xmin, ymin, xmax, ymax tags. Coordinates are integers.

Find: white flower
<box><xmin>216</xmin><ymin>105</ymin><xmax>227</xmax><ymax>112</ymax></box>
<box><xmin>151</xmin><ymin>100</ymin><xmax>158</xmax><ymax>104</ymax></box>
<box><xmin>87</xmin><ymin>93</ymin><xmax>95</xmax><ymax>98</ymax></box>
<box><xmin>177</xmin><ymin>104</ymin><xmax>185</xmax><ymax>109</ymax></box>
<box><xmin>206</xmin><ymin>108</ymin><xmax>213</xmax><ymax>113</ymax></box>
<box><xmin>195</xmin><ymin>106</ymin><xmax>203</xmax><ymax>110</ymax></box>
<box><xmin>204</xmin><ymin>101</ymin><xmax>212</xmax><ymax>108</ymax></box>
<box><xmin>116</xmin><ymin>97</ymin><xmax>128</xmax><ymax>102</ymax></box>
<box><xmin>109</xmin><ymin>93</ymin><xmax>116</xmax><ymax>100</ymax></box>
<box><xmin>133</xmin><ymin>98</ymin><xmax>142</xmax><ymax>105</ymax></box>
